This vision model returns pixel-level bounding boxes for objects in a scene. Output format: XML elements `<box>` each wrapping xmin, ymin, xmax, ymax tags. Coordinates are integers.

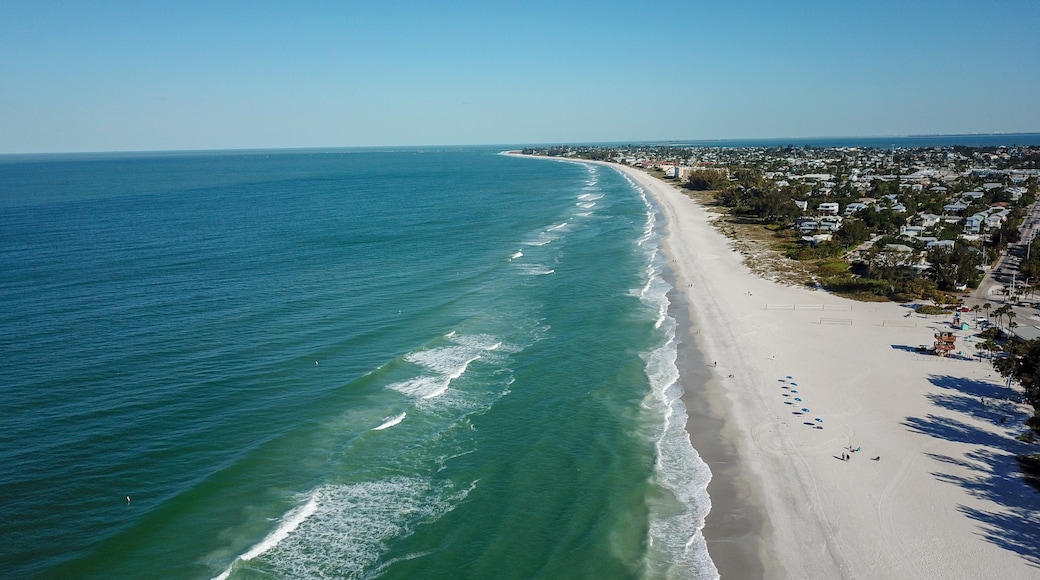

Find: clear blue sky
<box><xmin>2</xmin><ymin>0</ymin><xmax>1039</xmax><ymax>153</ymax></box>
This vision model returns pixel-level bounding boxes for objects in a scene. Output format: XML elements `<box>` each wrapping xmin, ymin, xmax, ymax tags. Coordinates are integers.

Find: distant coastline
<box><xmin>654</xmin><ymin>132</ymin><xmax>1040</xmax><ymax>149</ymax></box>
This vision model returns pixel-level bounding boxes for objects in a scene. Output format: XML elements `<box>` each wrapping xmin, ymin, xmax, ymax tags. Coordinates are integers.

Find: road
<box><xmin>966</xmin><ymin>199</ymin><xmax>1040</xmax><ymax>331</ymax></box>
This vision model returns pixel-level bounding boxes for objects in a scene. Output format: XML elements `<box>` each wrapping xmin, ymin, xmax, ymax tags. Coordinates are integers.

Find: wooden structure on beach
<box><xmin>933</xmin><ymin>331</ymin><xmax>957</xmax><ymax>356</ymax></box>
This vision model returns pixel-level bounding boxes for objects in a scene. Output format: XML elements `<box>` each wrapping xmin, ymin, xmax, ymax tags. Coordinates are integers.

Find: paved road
<box><xmin>966</xmin><ymin>199</ymin><xmax>1040</xmax><ymax>330</ymax></box>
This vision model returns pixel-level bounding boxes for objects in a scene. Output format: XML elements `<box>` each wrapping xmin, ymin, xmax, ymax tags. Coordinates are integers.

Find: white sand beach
<box><xmin>614</xmin><ymin>163</ymin><xmax>1040</xmax><ymax>579</ymax></box>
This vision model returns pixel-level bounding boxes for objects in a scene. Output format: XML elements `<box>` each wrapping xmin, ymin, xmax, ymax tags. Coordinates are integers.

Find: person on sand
<box><xmin>872</xmin><ymin>456</ymin><xmax>880</xmax><ymax>461</ymax></box>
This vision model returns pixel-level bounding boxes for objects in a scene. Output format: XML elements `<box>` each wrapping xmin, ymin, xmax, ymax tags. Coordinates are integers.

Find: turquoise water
<box><xmin>0</xmin><ymin>148</ymin><xmax>714</xmax><ymax>579</ymax></box>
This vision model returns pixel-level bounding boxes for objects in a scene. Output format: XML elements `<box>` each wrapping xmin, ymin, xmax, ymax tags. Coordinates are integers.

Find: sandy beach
<box><xmin>611</xmin><ymin>163</ymin><xmax>1040</xmax><ymax>579</ymax></box>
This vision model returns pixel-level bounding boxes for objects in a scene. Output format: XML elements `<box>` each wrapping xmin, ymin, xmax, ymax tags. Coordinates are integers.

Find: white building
<box><xmin>817</xmin><ymin>202</ymin><xmax>840</xmax><ymax>216</ymax></box>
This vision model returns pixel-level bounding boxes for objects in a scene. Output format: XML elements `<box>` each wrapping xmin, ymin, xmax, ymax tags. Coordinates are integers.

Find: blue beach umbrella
<box><xmin>786</xmin><ymin>375</ymin><xmax>793</xmax><ymax>379</ymax></box>
<box><xmin>815</xmin><ymin>417</ymin><xmax>823</xmax><ymax>423</ymax></box>
<box><xmin>802</xmin><ymin>408</ymin><xmax>810</xmax><ymax>412</ymax></box>
<box><xmin>794</xmin><ymin>397</ymin><xmax>802</xmax><ymax>402</ymax></box>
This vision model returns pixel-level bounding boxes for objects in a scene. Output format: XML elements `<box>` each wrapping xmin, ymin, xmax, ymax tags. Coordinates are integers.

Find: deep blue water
<box><xmin>0</xmin><ymin>148</ymin><xmax>713</xmax><ymax>579</ymax></box>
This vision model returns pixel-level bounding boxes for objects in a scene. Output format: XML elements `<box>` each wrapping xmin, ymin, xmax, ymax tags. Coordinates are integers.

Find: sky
<box><xmin>2</xmin><ymin>0</ymin><xmax>1039</xmax><ymax>153</ymax></box>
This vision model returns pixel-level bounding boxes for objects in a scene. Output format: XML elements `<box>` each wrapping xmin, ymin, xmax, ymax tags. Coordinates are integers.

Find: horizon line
<box><xmin>4</xmin><ymin>132</ymin><xmax>1040</xmax><ymax>157</ymax></box>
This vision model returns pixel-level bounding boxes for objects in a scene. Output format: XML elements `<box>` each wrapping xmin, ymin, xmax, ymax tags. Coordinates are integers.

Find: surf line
<box><xmin>214</xmin><ymin>493</ymin><xmax>319</xmax><ymax>579</ymax></box>
<box><xmin>373</xmin><ymin>412</ymin><xmax>406</xmax><ymax>430</ymax></box>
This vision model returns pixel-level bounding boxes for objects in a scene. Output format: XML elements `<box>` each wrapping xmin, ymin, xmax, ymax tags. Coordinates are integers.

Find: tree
<box><xmin>979</xmin><ymin>338</ymin><xmax>1000</xmax><ymax>359</ymax></box>
<box><xmin>993</xmin><ymin>339</ymin><xmax>1040</xmax><ymax>430</ymax></box>
<box><xmin>971</xmin><ymin>304</ymin><xmax>982</xmax><ymax>328</ymax></box>
<box><xmin>683</xmin><ymin>169</ymin><xmax>729</xmax><ymax>192</ymax></box>
<box><xmin>927</xmin><ymin>246</ymin><xmax>960</xmax><ymax>290</ymax></box>
<box><xmin>926</xmin><ymin>243</ymin><xmax>985</xmax><ymax>290</ymax></box>
<box><xmin>834</xmin><ymin>219</ymin><xmax>869</xmax><ymax>249</ymax></box>
<box><xmin>994</xmin><ymin>304</ymin><xmax>1013</xmax><ymax>331</ymax></box>
<box><xmin>747</xmin><ymin>187</ymin><xmax>800</xmax><ymax>224</ymax></box>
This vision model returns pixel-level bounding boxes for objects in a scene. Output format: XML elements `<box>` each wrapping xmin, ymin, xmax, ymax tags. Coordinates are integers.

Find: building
<box><xmin>817</xmin><ymin>202</ymin><xmax>840</xmax><ymax>216</ymax></box>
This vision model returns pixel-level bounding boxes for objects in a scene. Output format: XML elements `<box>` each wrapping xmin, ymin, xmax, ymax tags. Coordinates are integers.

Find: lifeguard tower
<box><xmin>933</xmin><ymin>331</ymin><xmax>956</xmax><ymax>357</ymax></box>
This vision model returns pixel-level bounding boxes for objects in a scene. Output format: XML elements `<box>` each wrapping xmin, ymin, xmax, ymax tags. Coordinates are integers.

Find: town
<box><xmin>523</xmin><ymin>143</ymin><xmax>1040</xmax><ymax>311</ymax></box>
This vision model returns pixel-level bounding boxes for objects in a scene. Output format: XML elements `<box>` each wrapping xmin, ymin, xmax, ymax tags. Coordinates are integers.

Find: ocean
<box><xmin>0</xmin><ymin>148</ymin><xmax>714</xmax><ymax>579</ymax></box>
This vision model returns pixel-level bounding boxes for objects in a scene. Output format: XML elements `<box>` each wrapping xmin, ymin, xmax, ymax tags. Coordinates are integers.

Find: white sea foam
<box><xmin>218</xmin><ymin>478</ymin><xmax>475</xmax><ymax>579</ymax></box>
<box><xmin>509</xmin><ymin>250</ymin><xmax>523</xmax><ymax>260</ymax></box>
<box><xmin>387</xmin><ymin>334</ymin><xmax>505</xmax><ymax>400</ymax></box>
<box><xmin>576</xmin><ymin>201</ymin><xmax>596</xmax><ymax>209</ymax></box>
<box><xmin>546</xmin><ymin>222</ymin><xmax>568</xmax><ymax>232</ymax></box>
<box><xmin>214</xmin><ymin>493</ymin><xmax>319</xmax><ymax>579</ymax></box>
<box><xmin>630</xmin><ymin>178</ymin><xmax>719</xmax><ymax>579</ymax></box>
<box><xmin>518</xmin><ymin>265</ymin><xmax>555</xmax><ymax>276</ymax></box>
<box><xmin>372</xmin><ymin>412</ymin><xmax>406</xmax><ymax>430</ymax></box>
<box><xmin>578</xmin><ymin>193</ymin><xmax>603</xmax><ymax>201</ymax></box>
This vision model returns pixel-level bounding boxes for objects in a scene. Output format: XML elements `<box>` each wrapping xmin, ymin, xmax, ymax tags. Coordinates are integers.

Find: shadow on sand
<box><xmin>902</xmin><ymin>374</ymin><xmax>1040</xmax><ymax>568</ymax></box>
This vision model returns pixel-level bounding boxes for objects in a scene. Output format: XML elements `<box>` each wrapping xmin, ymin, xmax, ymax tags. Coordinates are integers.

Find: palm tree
<box><xmin>994</xmin><ymin>304</ymin><xmax>1013</xmax><ymax>331</ymax></box>
<box><xmin>983</xmin><ymin>302</ymin><xmax>992</xmax><ymax>323</ymax></box>
<box><xmin>971</xmin><ymin>304</ymin><xmax>982</xmax><ymax>328</ymax></box>
<box><xmin>979</xmin><ymin>339</ymin><xmax>999</xmax><ymax>360</ymax></box>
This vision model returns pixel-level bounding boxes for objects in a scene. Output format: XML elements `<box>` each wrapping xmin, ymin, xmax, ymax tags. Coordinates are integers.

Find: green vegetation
<box><xmin>994</xmin><ymin>339</ymin><xmax>1040</xmax><ymax>427</ymax></box>
<box><xmin>522</xmin><ymin>144</ymin><xmax>1038</xmax><ymax>303</ymax></box>
<box><xmin>682</xmin><ymin>169</ymin><xmax>728</xmax><ymax>191</ymax></box>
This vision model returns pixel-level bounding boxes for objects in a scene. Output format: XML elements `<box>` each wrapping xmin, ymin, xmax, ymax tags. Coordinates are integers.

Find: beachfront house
<box><xmin>844</xmin><ymin>202</ymin><xmax>868</xmax><ymax>216</ymax></box>
<box><xmin>819</xmin><ymin>216</ymin><xmax>843</xmax><ymax>232</ymax></box>
<box><xmin>871</xmin><ymin>244</ymin><xmax>925</xmax><ymax>276</ymax></box>
<box><xmin>817</xmin><ymin>202</ymin><xmax>840</xmax><ymax>216</ymax></box>
<box><xmin>795</xmin><ymin>217</ymin><xmax>820</xmax><ymax>233</ymax></box>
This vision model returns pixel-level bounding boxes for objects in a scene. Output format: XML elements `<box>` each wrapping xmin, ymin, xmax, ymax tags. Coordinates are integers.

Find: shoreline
<box><xmin>612</xmin><ymin>160</ymin><xmax>1038</xmax><ymax>579</ymax></box>
<box><xmin>507</xmin><ymin>151</ymin><xmax>770</xmax><ymax>577</ymax></box>
<box><xmin>508</xmin><ymin>151</ymin><xmax>1039</xmax><ymax>579</ymax></box>
<box><xmin>665</xmin><ymin>276</ymin><xmax>768</xmax><ymax>578</ymax></box>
